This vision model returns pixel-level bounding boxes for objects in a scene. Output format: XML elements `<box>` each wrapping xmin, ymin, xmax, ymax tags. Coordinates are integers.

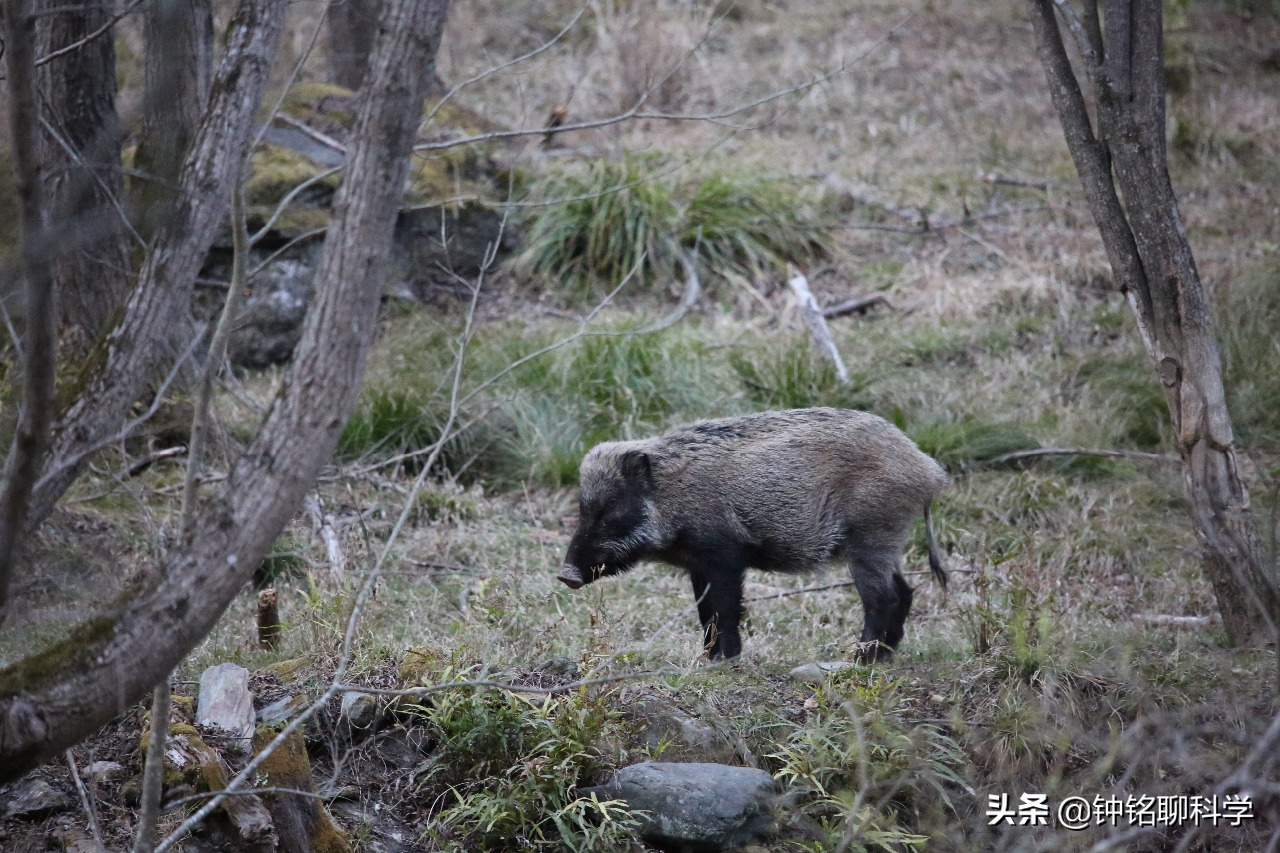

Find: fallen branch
<box><xmin>1134</xmin><ymin>614</ymin><xmax>1212</xmax><ymax>626</ymax></box>
<box><xmin>981</xmin><ymin>447</ymin><xmax>1180</xmax><ymax>466</ymax></box>
<box><xmin>823</xmin><ymin>293</ymin><xmax>892</xmax><ymax>318</ymax></box>
<box><xmin>126</xmin><ymin>446</ymin><xmax>187</xmax><ymax>478</ymax></box>
<box><xmin>981</xmin><ymin>171</ymin><xmax>1051</xmax><ymax>190</ymax></box>
<box><xmin>743</xmin><ymin>569</ymin><xmax>976</xmax><ymax>603</ymax></box>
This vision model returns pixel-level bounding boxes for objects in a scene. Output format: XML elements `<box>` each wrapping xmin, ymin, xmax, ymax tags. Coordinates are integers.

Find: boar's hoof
<box><xmin>557</xmin><ymin>566</ymin><xmax>585</xmax><ymax>589</ymax></box>
<box><xmin>853</xmin><ymin>640</ymin><xmax>894</xmax><ymax>663</ymax></box>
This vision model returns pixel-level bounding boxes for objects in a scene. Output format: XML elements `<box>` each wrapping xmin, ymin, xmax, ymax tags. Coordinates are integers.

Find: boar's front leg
<box><xmin>688</xmin><ymin>562</ymin><xmax>746</xmax><ymax>659</ymax></box>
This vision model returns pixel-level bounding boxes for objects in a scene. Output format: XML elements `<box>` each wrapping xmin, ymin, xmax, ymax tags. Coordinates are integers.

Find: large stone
<box><xmin>1</xmin><ymin>777</ymin><xmax>70</xmax><ymax>820</ymax></box>
<box><xmin>583</xmin><ymin>762</ymin><xmax>777</xmax><ymax>851</ymax></box>
<box><xmin>197</xmin><ymin>663</ymin><xmax>256</xmax><ymax>747</ymax></box>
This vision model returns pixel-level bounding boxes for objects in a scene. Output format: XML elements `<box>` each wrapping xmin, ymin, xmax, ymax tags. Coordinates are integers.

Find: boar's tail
<box><xmin>923</xmin><ymin>501</ymin><xmax>947</xmax><ymax>591</ymax></box>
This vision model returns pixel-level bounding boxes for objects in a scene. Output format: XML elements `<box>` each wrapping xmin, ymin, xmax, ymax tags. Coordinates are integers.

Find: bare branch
<box><xmin>65</xmin><ymin>749</ymin><xmax>104</xmax><ymax>850</ymax></box>
<box><xmin>33</xmin><ymin>0</ymin><xmax>146</xmax><ymax>67</ymax></box>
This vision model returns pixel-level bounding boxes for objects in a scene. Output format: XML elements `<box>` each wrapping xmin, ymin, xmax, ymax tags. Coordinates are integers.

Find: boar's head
<box><xmin>558</xmin><ymin>448</ymin><xmax>658</xmax><ymax>589</ymax></box>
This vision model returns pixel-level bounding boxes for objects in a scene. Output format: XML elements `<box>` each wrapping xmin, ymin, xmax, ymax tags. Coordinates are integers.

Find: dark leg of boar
<box><xmin>688</xmin><ymin>563</ymin><xmax>746</xmax><ymax>659</ymax></box>
<box><xmin>850</xmin><ymin>549</ymin><xmax>913</xmax><ymax>662</ymax></box>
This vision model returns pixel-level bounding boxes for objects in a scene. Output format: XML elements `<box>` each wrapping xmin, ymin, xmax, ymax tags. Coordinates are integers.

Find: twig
<box><xmin>125</xmin><ymin>446</ymin><xmax>187</xmax><ymax>478</ymax></box>
<box><xmin>406</xmin><ymin>559</ymin><xmax>477</xmax><ymax>573</ymax></box>
<box><xmin>272</xmin><ymin>112</ymin><xmax>346</xmax><ymax>155</ymax></box>
<box><xmin>132</xmin><ymin>675</ymin><xmax>171</xmax><ymax>853</ymax></box>
<box><xmin>1134</xmin><ymin>613</ymin><xmax>1211</xmax><ymax>626</ymax></box>
<box><xmin>981</xmin><ymin>447</ymin><xmax>1180</xmax><ymax>465</ymax></box>
<box><xmin>634</xmin><ymin>244</ymin><xmax>701</xmax><ymax>334</ymax></box>
<box><xmin>745</xmin><ymin>569</ymin><xmax>972</xmax><ymax>603</ymax></box>
<box><xmin>66</xmin><ymin>749</ymin><xmax>105</xmax><ymax>850</ymax></box>
<box><xmin>34</xmin><ymin>0</ymin><xmax>149</xmax><ymax>67</ymax></box>
<box><xmin>981</xmin><ymin>171</ymin><xmax>1051</xmax><ymax>190</ymax></box>
<box><xmin>823</xmin><ymin>293</ymin><xmax>891</xmax><ymax>318</ymax></box>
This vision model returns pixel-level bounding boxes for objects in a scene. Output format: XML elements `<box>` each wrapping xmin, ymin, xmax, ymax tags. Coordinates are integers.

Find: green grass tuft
<box><xmin>519</xmin><ymin>155</ymin><xmax>829</xmax><ymax>294</ymax></box>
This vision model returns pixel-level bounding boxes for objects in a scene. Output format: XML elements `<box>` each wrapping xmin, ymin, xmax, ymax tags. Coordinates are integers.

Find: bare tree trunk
<box><xmin>327</xmin><ymin>0</ymin><xmax>379</xmax><ymax>90</ymax></box>
<box><xmin>23</xmin><ymin>0</ymin><xmax>284</xmax><ymax>533</ymax></box>
<box><xmin>0</xmin><ymin>0</ymin><xmax>57</xmax><ymax>626</ymax></box>
<box><xmin>1026</xmin><ymin>0</ymin><xmax>1280</xmax><ymax>647</ymax></box>
<box><xmin>0</xmin><ymin>0</ymin><xmax>451</xmax><ymax>783</ymax></box>
<box><xmin>133</xmin><ymin>0</ymin><xmax>213</xmax><ymax>238</ymax></box>
<box><xmin>35</xmin><ymin>0</ymin><xmax>131</xmax><ymax>354</ymax></box>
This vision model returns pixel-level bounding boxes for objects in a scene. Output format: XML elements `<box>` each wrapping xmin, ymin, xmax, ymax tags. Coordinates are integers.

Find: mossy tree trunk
<box><xmin>35</xmin><ymin>0</ymin><xmax>132</xmax><ymax>355</ymax></box>
<box><xmin>0</xmin><ymin>0</ymin><xmax>452</xmax><ymax>782</ymax></box>
<box><xmin>1027</xmin><ymin>0</ymin><xmax>1280</xmax><ymax>649</ymax></box>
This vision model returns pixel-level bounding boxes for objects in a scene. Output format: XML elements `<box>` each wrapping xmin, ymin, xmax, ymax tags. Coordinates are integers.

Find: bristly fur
<box><xmin>561</xmin><ymin>408</ymin><xmax>950</xmax><ymax>660</ymax></box>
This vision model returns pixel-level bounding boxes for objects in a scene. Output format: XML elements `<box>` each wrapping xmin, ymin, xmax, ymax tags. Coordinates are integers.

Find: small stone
<box><xmin>339</xmin><ymin>691</ymin><xmax>382</xmax><ymax>740</ymax></box>
<box><xmin>583</xmin><ymin>762</ymin><xmax>776</xmax><ymax>850</ymax></box>
<box><xmin>789</xmin><ymin>661</ymin><xmax>860</xmax><ymax>684</ymax></box>
<box><xmin>2</xmin><ymin>777</ymin><xmax>70</xmax><ymax>820</ymax></box>
<box><xmin>82</xmin><ymin>760</ymin><xmax>126</xmax><ymax>784</ymax></box>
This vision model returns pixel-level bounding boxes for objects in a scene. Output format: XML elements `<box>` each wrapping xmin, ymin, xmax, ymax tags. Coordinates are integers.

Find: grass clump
<box><xmin>731</xmin><ymin>339</ymin><xmax>872</xmax><ymax>411</ymax></box>
<box><xmin>1217</xmin><ymin>263</ymin><xmax>1280</xmax><ymax>448</ymax></box>
<box><xmin>519</xmin><ymin>154</ymin><xmax>829</xmax><ymax>294</ymax></box>
<box><xmin>896</xmin><ymin>412</ymin><xmax>1039</xmax><ymax>468</ymax></box>
<box><xmin>413</xmin><ymin>673</ymin><xmax>638</xmax><ymax>851</ymax></box>
<box><xmin>766</xmin><ymin>675</ymin><xmax>966</xmax><ymax>851</ymax></box>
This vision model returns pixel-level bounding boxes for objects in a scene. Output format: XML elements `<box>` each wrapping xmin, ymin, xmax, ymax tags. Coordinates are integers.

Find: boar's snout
<box><xmin>557</xmin><ymin>564</ymin><xmax>585</xmax><ymax>589</ymax></box>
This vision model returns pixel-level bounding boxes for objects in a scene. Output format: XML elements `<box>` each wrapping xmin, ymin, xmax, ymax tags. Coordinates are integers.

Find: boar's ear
<box><xmin>619</xmin><ymin>450</ymin><xmax>652</xmax><ymax>486</ymax></box>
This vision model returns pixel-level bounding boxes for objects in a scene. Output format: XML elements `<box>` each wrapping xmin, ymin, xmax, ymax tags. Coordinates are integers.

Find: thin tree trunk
<box><xmin>24</xmin><ymin>0</ymin><xmax>285</xmax><ymax>534</ymax></box>
<box><xmin>1026</xmin><ymin>0</ymin><xmax>1280</xmax><ymax>647</ymax></box>
<box><xmin>0</xmin><ymin>0</ymin><xmax>57</xmax><ymax>626</ymax></box>
<box><xmin>0</xmin><ymin>0</ymin><xmax>451</xmax><ymax>783</ymax></box>
<box><xmin>35</xmin><ymin>0</ymin><xmax>131</xmax><ymax>354</ymax></box>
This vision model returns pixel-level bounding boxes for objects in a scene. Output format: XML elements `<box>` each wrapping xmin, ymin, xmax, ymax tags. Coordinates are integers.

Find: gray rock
<box><xmin>583</xmin><ymin>762</ymin><xmax>776</xmax><ymax>851</ymax></box>
<box><xmin>2</xmin><ymin>777</ymin><xmax>70</xmax><ymax>820</ymax></box>
<box><xmin>339</xmin><ymin>691</ymin><xmax>382</xmax><ymax>741</ymax></box>
<box><xmin>197</xmin><ymin>662</ymin><xmax>256</xmax><ymax>747</ymax></box>
<box><xmin>82</xmin><ymin>760</ymin><xmax>126</xmax><ymax>784</ymax></box>
<box><xmin>228</xmin><ymin>258</ymin><xmax>315</xmax><ymax>368</ymax></box>
<box><xmin>627</xmin><ymin>695</ymin><xmax>738</xmax><ymax>764</ymax></box>
<box><xmin>789</xmin><ymin>661</ymin><xmax>860</xmax><ymax>684</ymax></box>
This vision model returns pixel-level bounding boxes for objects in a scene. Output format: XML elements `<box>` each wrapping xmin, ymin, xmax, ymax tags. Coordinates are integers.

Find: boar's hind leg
<box><xmin>688</xmin><ymin>564</ymin><xmax>746</xmax><ymax>660</ymax></box>
<box><xmin>849</xmin><ymin>550</ymin><xmax>912</xmax><ymax>661</ymax></box>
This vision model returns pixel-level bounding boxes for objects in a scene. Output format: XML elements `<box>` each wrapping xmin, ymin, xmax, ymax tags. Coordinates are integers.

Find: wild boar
<box><xmin>557</xmin><ymin>408</ymin><xmax>948</xmax><ymax>660</ymax></box>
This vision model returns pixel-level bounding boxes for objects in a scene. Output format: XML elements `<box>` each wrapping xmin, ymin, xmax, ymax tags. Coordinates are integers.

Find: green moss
<box><xmin>244</xmin><ymin>144</ymin><xmax>340</xmax><ymax>209</ymax></box>
<box><xmin>253</xmin><ymin>726</ymin><xmax>352</xmax><ymax>853</ymax></box>
<box><xmin>0</xmin><ymin>615</ymin><xmax>118</xmax><ymax>696</ymax></box>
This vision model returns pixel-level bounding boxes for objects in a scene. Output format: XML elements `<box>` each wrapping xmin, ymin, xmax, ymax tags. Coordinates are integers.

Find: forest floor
<box><xmin>3</xmin><ymin>0</ymin><xmax>1280</xmax><ymax>850</ymax></box>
